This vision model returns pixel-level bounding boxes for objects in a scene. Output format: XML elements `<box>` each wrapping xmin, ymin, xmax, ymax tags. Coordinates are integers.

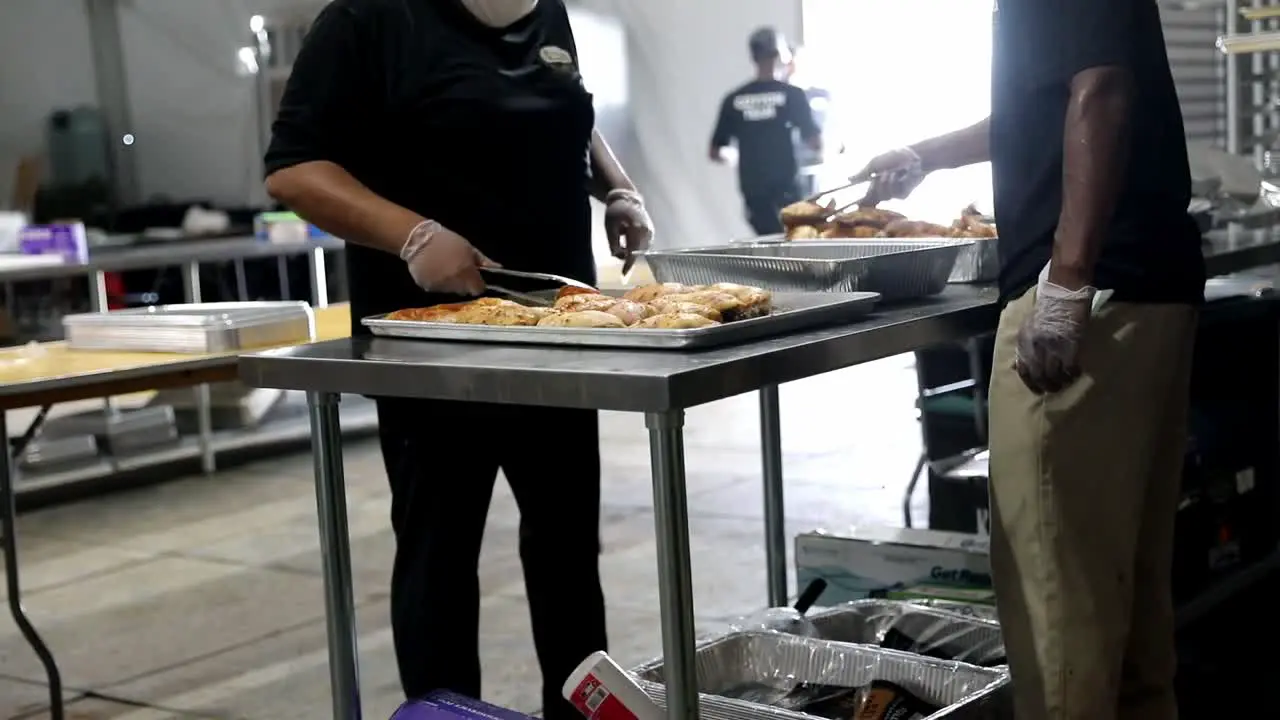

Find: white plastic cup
<box><xmin>562</xmin><ymin>650</ymin><xmax>666</xmax><ymax>720</ymax></box>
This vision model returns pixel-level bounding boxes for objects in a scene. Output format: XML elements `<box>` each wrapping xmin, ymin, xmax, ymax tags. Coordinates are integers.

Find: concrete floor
<box><xmin>0</xmin><ymin>356</ymin><xmax>928</xmax><ymax>720</ymax></box>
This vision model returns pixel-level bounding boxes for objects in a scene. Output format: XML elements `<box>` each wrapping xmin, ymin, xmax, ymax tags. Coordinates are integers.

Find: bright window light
<box><xmin>802</xmin><ymin>0</ymin><xmax>994</xmax><ymax>221</ymax></box>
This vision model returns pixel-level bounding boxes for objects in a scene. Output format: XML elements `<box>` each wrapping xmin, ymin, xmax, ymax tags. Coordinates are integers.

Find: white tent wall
<box><xmin>0</xmin><ymin>0</ymin><xmax>801</xmax><ymax>247</ymax></box>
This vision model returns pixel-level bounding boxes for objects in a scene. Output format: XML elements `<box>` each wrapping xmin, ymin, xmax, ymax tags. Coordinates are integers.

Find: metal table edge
<box><xmin>0</xmin><ymin>354</ymin><xmax>239</xmax><ymax>409</ymax></box>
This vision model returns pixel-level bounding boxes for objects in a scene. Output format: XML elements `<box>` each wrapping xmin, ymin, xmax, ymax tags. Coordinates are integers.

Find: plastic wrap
<box><xmin>632</xmin><ymin>632</ymin><xmax>1009</xmax><ymax>720</ymax></box>
<box><xmin>901</xmin><ymin>599</ymin><xmax>999</xmax><ymax>623</ymax></box>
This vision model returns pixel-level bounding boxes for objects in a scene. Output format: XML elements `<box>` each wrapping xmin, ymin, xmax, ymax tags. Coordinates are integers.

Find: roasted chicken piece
<box><xmin>554</xmin><ymin>293</ymin><xmax>615</xmax><ymax>312</ymax></box>
<box><xmin>645</xmin><ymin>299</ymin><xmax>723</xmax><ymax>322</ymax></box>
<box><xmin>556</xmin><ymin>285</ymin><xmax>599</xmax><ymax>301</ymax></box>
<box><xmin>604</xmin><ymin>299</ymin><xmax>650</xmax><ymax>326</ymax></box>
<box><xmin>779</xmin><ymin>199</ymin><xmax>835</xmax><ymax>228</ymax></box>
<box><xmin>785</xmin><ymin>225</ymin><xmax>822</xmax><ymax>240</ymax></box>
<box><xmin>831</xmin><ymin>207</ymin><xmax>905</xmax><ymax>230</ymax></box>
<box><xmin>623</xmin><ymin>282</ymin><xmax>700</xmax><ymax>303</ymax></box>
<box><xmin>881</xmin><ymin>219</ymin><xmax>954</xmax><ymax>238</ymax></box>
<box><xmin>452</xmin><ymin>302</ymin><xmax>543</xmax><ymax>326</ymax></box>
<box><xmin>707</xmin><ymin>283</ymin><xmax>773</xmax><ymax>314</ymax></box>
<box><xmin>386</xmin><ymin>303</ymin><xmax>472</xmax><ymax>322</ymax></box>
<box><xmin>953</xmin><ymin>212</ymin><xmax>997</xmax><ymax>238</ymax></box>
<box><xmin>635</xmin><ymin>313</ymin><xmax>720</xmax><ymax>329</ymax></box>
<box><xmin>662</xmin><ymin>290</ymin><xmax>753</xmax><ymax>321</ymax></box>
<box><xmin>536</xmin><ymin>310</ymin><xmax>626</xmax><ymax>328</ymax></box>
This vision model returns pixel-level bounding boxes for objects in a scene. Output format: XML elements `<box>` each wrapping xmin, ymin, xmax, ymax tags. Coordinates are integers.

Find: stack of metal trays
<box><xmin>643</xmin><ymin>240</ymin><xmax>969</xmax><ymax>301</ymax></box>
<box><xmin>632</xmin><ymin>631</ymin><xmax>1009</xmax><ymax>720</ymax></box>
<box><xmin>805</xmin><ymin>601</ymin><xmax>1005</xmax><ymax>667</ymax></box>
<box><xmin>43</xmin><ymin>406</ymin><xmax>180</xmax><ymax>456</ymax></box>
<box><xmin>18</xmin><ymin>435</ymin><xmax>100</xmax><ymax>473</ymax></box>
<box><xmin>63</xmin><ymin>301</ymin><xmax>315</xmax><ymax>354</ymax></box>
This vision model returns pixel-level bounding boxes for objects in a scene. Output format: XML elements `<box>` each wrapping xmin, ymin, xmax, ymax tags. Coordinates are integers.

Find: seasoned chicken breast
<box><xmin>645</xmin><ymin>300</ymin><xmax>723</xmax><ymax>322</ymax></box>
<box><xmin>536</xmin><ymin>310</ymin><xmax>626</xmax><ymax>328</ymax></box>
<box><xmin>785</xmin><ymin>225</ymin><xmax>822</xmax><ymax>240</ymax></box>
<box><xmin>635</xmin><ymin>313</ymin><xmax>720</xmax><ymax>329</ymax></box>
<box><xmin>779</xmin><ymin>199</ymin><xmax>833</xmax><ymax>228</ymax></box>
<box><xmin>706</xmin><ymin>283</ymin><xmax>773</xmax><ymax>316</ymax></box>
<box><xmin>623</xmin><ymin>283</ymin><xmax>700</xmax><ymax>303</ymax></box>
<box><xmin>554</xmin><ymin>293</ymin><xmax>615</xmax><ymax>312</ymax></box>
<box><xmin>556</xmin><ymin>286</ymin><xmax>599</xmax><ymax>301</ymax></box>
<box><xmin>452</xmin><ymin>303</ymin><xmax>542</xmax><ymax>326</ymax></box>
<box><xmin>386</xmin><ymin>303</ymin><xmax>471</xmax><ymax>322</ymax></box>
<box><xmin>604</xmin><ymin>299</ymin><xmax>649</xmax><ymax>326</ymax></box>
<box><xmin>661</xmin><ymin>290</ymin><xmax>751</xmax><ymax>321</ymax></box>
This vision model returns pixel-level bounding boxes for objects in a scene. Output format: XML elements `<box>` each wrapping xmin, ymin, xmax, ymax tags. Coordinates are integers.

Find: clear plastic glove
<box><xmin>604</xmin><ymin>189</ymin><xmax>654</xmax><ymax>262</ymax></box>
<box><xmin>850</xmin><ymin>147</ymin><xmax>926</xmax><ymax>205</ymax></box>
<box><xmin>400</xmin><ymin>219</ymin><xmax>499</xmax><ymax>296</ymax></box>
<box><xmin>1013</xmin><ymin>265</ymin><xmax>1097</xmax><ymax>394</ymax></box>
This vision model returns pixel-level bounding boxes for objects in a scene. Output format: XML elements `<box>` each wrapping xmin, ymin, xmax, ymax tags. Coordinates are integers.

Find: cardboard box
<box><xmin>795</xmin><ymin>526</ymin><xmax>991</xmax><ymax>604</ymax></box>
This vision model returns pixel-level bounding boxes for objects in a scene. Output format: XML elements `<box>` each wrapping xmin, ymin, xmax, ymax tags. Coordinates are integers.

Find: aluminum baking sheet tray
<box><xmin>63</xmin><ymin>301</ymin><xmax>315</xmax><ymax>354</ymax></box>
<box><xmin>632</xmin><ymin>631</ymin><xmax>1008</xmax><ymax>720</ymax></box>
<box><xmin>362</xmin><ymin>291</ymin><xmax>880</xmax><ymax>350</ymax></box>
<box><xmin>644</xmin><ymin>240</ymin><xmax>970</xmax><ymax>301</ymax></box>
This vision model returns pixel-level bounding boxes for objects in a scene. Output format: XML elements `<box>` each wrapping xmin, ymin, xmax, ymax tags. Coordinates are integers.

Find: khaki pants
<box><xmin>988</xmin><ymin>290</ymin><xmax>1197</xmax><ymax>720</ymax></box>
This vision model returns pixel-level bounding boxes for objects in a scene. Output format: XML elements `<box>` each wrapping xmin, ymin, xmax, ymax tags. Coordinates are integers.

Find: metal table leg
<box><xmin>0</xmin><ymin>414</ymin><xmax>65</xmax><ymax>720</ymax></box>
<box><xmin>645</xmin><ymin>410</ymin><xmax>699</xmax><ymax>720</ymax></box>
<box><xmin>308</xmin><ymin>247</ymin><xmax>330</xmax><ymax>308</ymax></box>
<box><xmin>759</xmin><ymin>386</ymin><xmax>787</xmax><ymax>606</ymax></box>
<box><xmin>182</xmin><ymin>263</ymin><xmax>216</xmax><ymax>474</ymax></box>
<box><xmin>307</xmin><ymin>392</ymin><xmax>361</xmax><ymax>719</ymax></box>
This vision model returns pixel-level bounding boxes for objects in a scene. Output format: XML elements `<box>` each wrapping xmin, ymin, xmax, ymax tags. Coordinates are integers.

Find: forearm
<box><xmin>264</xmin><ymin>160</ymin><xmax>422</xmax><ymax>255</ymax></box>
<box><xmin>1051</xmin><ymin>67</ymin><xmax>1133</xmax><ymax>287</ymax></box>
<box><xmin>909</xmin><ymin>117</ymin><xmax>991</xmax><ymax>172</ymax></box>
<box><xmin>588</xmin><ymin>128</ymin><xmax>637</xmax><ymax>202</ymax></box>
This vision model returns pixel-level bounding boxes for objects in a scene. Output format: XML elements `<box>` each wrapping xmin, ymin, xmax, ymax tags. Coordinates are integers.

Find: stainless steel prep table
<box><xmin>237</xmin><ymin>286</ymin><xmax>1001</xmax><ymax>720</ymax></box>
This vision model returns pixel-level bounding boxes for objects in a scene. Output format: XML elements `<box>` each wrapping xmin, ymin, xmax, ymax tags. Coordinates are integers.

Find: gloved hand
<box><xmin>400</xmin><ymin>219</ymin><xmax>499</xmax><ymax>296</ymax></box>
<box><xmin>1013</xmin><ymin>266</ymin><xmax>1097</xmax><ymax>394</ymax></box>
<box><xmin>604</xmin><ymin>189</ymin><xmax>655</xmax><ymax>263</ymax></box>
<box><xmin>850</xmin><ymin>147</ymin><xmax>926</xmax><ymax>205</ymax></box>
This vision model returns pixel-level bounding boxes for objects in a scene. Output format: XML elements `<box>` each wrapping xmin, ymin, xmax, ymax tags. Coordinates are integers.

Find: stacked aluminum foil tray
<box><xmin>632</xmin><ymin>631</ymin><xmax>1008</xmax><ymax>720</ymax></box>
<box><xmin>643</xmin><ymin>240</ymin><xmax>969</xmax><ymax>301</ymax></box>
<box><xmin>64</xmin><ymin>301</ymin><xmax>315</xmax><ymax>354</ymax></box>
<box><xmin>804</xmin><ymin>601</ymin><xmax>1005</xmax><ymax>667</ymax></box>
<box><xmin>729</xmin><ymin>235</ymin><xmax>999</xmax><ymax>284</ymax></box>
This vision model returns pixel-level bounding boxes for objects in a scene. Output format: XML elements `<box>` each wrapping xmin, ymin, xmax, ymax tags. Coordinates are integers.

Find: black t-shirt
<box><xmin>264</xmin><ymin>0</ymin><xmax>596</xmax><ymax>333</ymax></box>
<box><xmin>711</xmin><ymin>80</ymin><xmax>819</xmax><ymax>198</ymax></box>
<box><xmin>991</xmin><ymin>0</ymin><xmax>1205</xmax><ymax>304</ymax></box>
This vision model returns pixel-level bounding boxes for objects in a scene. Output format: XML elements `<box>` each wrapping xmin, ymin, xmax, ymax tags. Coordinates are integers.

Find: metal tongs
<box><xmin>480</xmin><ymin>267</ymin><xmax>595</xmax><ymax>307</ymax></box>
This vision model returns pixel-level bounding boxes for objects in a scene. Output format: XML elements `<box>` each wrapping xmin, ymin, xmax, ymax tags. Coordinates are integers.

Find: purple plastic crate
<box><xmin>392</xmin><ymin>691</ymin><xmax>536</xmax><ymax>720</ymax></box>
<box><xmin>18</xmin><ymin>223</ymin><xmax>87</xmax><ymax>263</ymax></box>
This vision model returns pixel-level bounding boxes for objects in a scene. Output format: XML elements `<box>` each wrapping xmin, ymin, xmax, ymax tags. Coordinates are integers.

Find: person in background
<box><xmin>854</xmin><ymin>0</ymin><xmax>1204</xmax><ymax>717</ymax></box>
<box><xmin>261</xmin><ymin>1</ymin><xmax>654</xmax><ymax>718</ymax></box>
<box><xmin>710</xmin><ymin>27</ymin><xmax>822</xmax><ymax>236</ymax></box>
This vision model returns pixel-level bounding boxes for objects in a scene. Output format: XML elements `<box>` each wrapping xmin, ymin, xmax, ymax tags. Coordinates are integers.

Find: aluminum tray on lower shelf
<box><xmin>806</xmin><ymin>600</ymin><xmax>1005</xmax><ymax>667</ymax></box>
<box><xmin>643</xmin><ymin>240</ymin><xmax>969</xmax><ymax>301</ymax></box>
<box><xmin>362</xmin><ymin>291</ymin><xmax>880</xmax><ymax>350</ymax></box>
<box><xmin>63</xmin><ymin>301</ymin><xmax>315</xmax><ymax>354</ymax></box>
<box><xmin>633</xmin><ymin>632</ymin><xmax>1009</xmax><ymax>720</ymax></box>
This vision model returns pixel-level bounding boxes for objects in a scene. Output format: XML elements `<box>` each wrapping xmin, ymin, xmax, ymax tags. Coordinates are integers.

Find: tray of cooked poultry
<box><xmin>755</xmin><ymin>203</ymin><xmax>1000</xmax><ymax>284</ymax></box>
<box><xmin>362</xmin><ymin>282</ymin><xmax>880</xmax><ymax>350</ymax></box>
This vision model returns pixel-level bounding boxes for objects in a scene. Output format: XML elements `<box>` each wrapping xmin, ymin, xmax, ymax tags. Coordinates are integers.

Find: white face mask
<box><xmin>457</xmin><ymin>0</ymin><xmax>538</xmax><ymax>28</ymax></box>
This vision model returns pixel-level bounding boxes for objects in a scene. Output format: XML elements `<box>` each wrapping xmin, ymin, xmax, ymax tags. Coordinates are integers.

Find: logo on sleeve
<box><xmin>539</xmin><ymin>45</ymin><xmax>574</xmax><ymax>69</ymax></box>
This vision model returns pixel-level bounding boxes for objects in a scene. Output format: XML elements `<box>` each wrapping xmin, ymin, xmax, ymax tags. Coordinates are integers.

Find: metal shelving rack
<box><xmin>1218</xmin><ymin>1</ymin><xmax>1280</xmax><ymax>163</ymax></box>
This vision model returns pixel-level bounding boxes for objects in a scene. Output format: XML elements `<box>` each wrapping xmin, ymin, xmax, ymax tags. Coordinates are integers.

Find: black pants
<box><xmin>375</xmin><ymin>398</ymin><xmax>607</xmax><ymax>720</ymax></box>
<box><xmin>743</xmin><ymin>181</ymin><xmax>802</xmax><ymax>237</ymax></box>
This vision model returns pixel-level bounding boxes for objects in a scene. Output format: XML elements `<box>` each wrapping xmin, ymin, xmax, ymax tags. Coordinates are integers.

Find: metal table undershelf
<box><xmin>237</xmin><ymin>285</ymin><xmax>1001</xmax><ymax>720</ymax></box>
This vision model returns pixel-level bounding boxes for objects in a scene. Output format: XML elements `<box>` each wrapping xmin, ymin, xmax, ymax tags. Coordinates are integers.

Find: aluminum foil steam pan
<box><xmin>643</xmin><ymin>240</ymin><xmax>968</xmax><ymax>301</ymax></box>
<box><xmin>64</xmin><ymin>301</ymin><xmax>315</xmax><ymax>354</ymax></box>
<box><xmin>805</xmin><ymin>601</ymin><xmax>1005</xmax><ymax>667</ymax></box>
<box><xmin>946</xmin><ymin>239</ymin><xmax>999</xmax><ymax>283</ymax></box>
<box><xmin>632</xmin><ymin>631</ymin><xmax>1008</xmax><ymax>720</ymax></box>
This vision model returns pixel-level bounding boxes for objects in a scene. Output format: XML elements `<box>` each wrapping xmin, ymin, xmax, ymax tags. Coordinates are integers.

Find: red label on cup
<box><xmin>568</xmin><ymin>672</ymin><xmax>638</xmax><ymax>720</ymax></box>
